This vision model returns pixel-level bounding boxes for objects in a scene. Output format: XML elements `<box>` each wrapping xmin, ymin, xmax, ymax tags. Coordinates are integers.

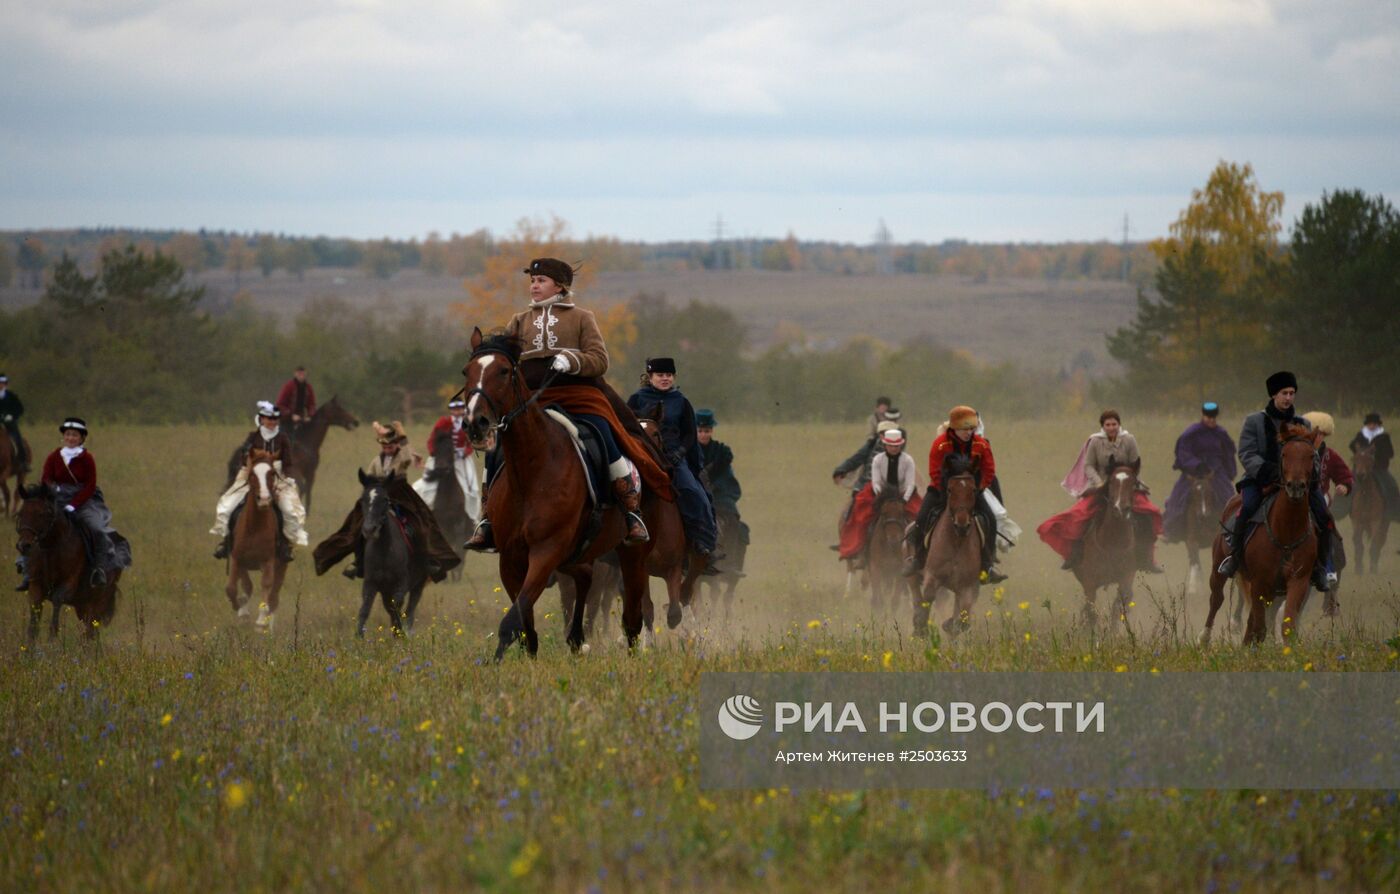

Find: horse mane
<box><xmin>944</xmin><ymin>453</ymin><xmax>976</xmax><ymax>477</ymax></box>
<box><xmin>1278</xmin><ymin>419</ymin><xmax>1312</xmax><ymax>442</ymax></box>
<box><xmin>471</xmin><ymin>331</ymin><xmax>523</xmax><ymax>364</ymax></box>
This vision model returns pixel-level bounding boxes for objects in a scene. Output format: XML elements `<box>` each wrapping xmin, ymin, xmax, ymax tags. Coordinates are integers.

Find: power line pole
<box><xmin>1120</xmin><ymin>212</ymin><xmax>1131</xmax><ymax>281</ymax></box>
<box><xmin>873</xmin><ymin>218</ymin><xmax>893</xmax><ymax>275</ymax></box>
<box><xmin>711</xmin><ymin>214</ymin><xmax>728</xmax><ymax>270</ymax></box>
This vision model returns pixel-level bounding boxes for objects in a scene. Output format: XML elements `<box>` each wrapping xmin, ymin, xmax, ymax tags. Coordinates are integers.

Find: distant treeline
<box><xmin>0</xmin><ymin>226</ymin><xmax>1158</xmax><ymax>287</ymax></box>
<box><xmin>0</xmin><ymin>244</ymin><xmax>1049</xmax><ymax>427</ymax></box>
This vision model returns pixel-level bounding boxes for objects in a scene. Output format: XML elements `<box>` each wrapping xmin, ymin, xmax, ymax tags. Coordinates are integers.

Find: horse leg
<box><xmin>564</xmin><ymin>566</ymin><xmax>593</xmax><ymax>653</ymax></box>
<box><xmin>664</xmin><ymin>564</ymin><xmax>684</xmax><ymax>630</ymax></box>
<box><xmin>616</xmin><ymin>546</ymin><xmax>650</xmax><ymax>652</ymax></box>
<box><xmin>1280</xmin><ymin>577</ymin><xmax>1308</xmax><ymax>643</ymax></box>
<box><xmin>405</xmin><ymin>577</ymin><xmax>427</xmax><ymax>633</ymax></box>
<box><xmin>225</xmin><ymin>563</ymin><xmax>243</xmax><ymax>613</ymax></box>
<box><xmin>912</xmin><ymin>579</ymin><xmax>931</xmax><ymax>632</ymax></box>
<box><xmin>494</xmin><ymin>554</ymin><xmax>556</xmax><ymax>660</ymax></box>
<box><xmin>27</xmin><ymin>595</ymin><xmax>42</xmax><ymax>643</ymax></box>
<box><xmin>1186</xmin><ymin>546</ymin><xmax>1200</xmax><ymax>596</ymax></box>
<box><xmin>382</xmin><ymin>586</ymin><xmax>405</xmax><ymax>637</ymax></box>
<box><xmin>49</xmin><ymin>587</ymin><xmax>68</xmax><ymax>640</ymax></box>
<box><xmin>356</xmin><ymin>579</ymin><xmax>375</xmax><ymax>638</ymax></box>
<box><xmin>1372</xmin><ymin>520</ymin><xmax>1389</xmax><ymax>574</ymax></box>
<box><xmin>1354</xmin><ymin>525</ymin><xmax>1367</xmax><ymax>578</ymax></box>
<box><xmin>1114</xmin><ymin>577</ymin><xmax>1134</xmax><ymax>633</ymax></box>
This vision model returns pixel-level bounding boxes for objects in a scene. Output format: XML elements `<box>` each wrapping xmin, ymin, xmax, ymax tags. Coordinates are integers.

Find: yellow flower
<box><xmin>992</xmin><ymin>587</ymin><xmax>1005</xmax><ymax>603</ymax></box>
<box><xmin>1023</xmin><ymin>632</ymin><xmax>1031</xmax><ymax>643</ymax></box>
<box><xmin>1114</xmin><ymin>664</ymin><xmax>1128</xmax><ymax>673</ymax></box>
<box><xmin>806</xmin><ymin>619</ymin><xmax>822</xmax><ymax>629</ymax></box>
<box><xmin>882</xmin><ymin>651</ymin><xmax>894</xmax><ymax>669</ymax></box>
<box><xmin>1017</xmin><ymin>601</ymin><xmax>1030</xmax><ymax>611</ymax></box>
<box><xmin>159</xmin><ymin>713</ymin><xmax>172</xmax><ymax>727</ymax></box>
<box><xmin>509</xmin><ymin>841</ymin><xmax>542</xmax><ymax>878</ymax></box>
<box><xmin>223</xmin><ymin>781</ymin><xmax>249</xmax><ymax>810</ymax></box>
<box><xmin>417</xmin><ymin>719</ymin><xmax>433</xmax><ymax>732</ymax></box>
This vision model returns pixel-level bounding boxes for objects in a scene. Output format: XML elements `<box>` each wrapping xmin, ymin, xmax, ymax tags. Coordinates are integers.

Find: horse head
<box><xmin>638</xmin><ymin>404</ymin><xmax>666</xmax><ymax>453</ymax></box>
<box><xmin>1106</xmin><ymin>464</ymin><xmax>1137</xmax><ymax>519</ymax></box>
<box><xmin>318</xmin><ymin>395</ymin><xmax>360</xmax><ymax>431</ymax></box>
<box><xmin>1189</xmin><ymin>473</ymin><xmax>1216</xmax><ymax>519</ymax></box>
<box><xmin>462</xmin><ymin>328</ymin><xmax>526</xmax><ymax>446</ymax></box>
<box><xmin>1278</xmin><ymin>421</ymin><xmax>1314</xmax><ymax>502</ymax></box>
<box><xmin>15</xmin><ymin>484</ymin><xmax>59</xmax><ymax>555</ymax></box>
<box><xmin>246</xmin><ymin>448</ymin><xmax>277</xmax><ymax>507</ymax></box>
<box><xmin>358</xmin><ymin>469</ymin><xmax>390</xmax><ymax>538</ymax></box>
<box><xmin>1352</xmin><ymin>444</ymin><xmax>1375</xmax><ymax>480</ymax></box>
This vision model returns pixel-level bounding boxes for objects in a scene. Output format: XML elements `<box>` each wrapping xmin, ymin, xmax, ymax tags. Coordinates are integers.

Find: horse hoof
<box><xmin>667</xmin><ymin>604</ymin><xmax>683</xmax><ymax>629</ymax></box>
<box><xmin>254</xmin><ymin>605</ymin><xmax>273</xmax><ymax>632</ymax></box>
<box><xmin>236</xmin><ymin>604</ymin><xmax>250</xmax><ymax>619</ymax></box>
<box><xmin>580</xmin><ymin>643</ymin><xmax>591</xmax><ymax>655</ymax></box>
<box><xmin>1198</xmin><ymin>629</ymin><xmax>1212</xmax><ymax>646</ymax></box>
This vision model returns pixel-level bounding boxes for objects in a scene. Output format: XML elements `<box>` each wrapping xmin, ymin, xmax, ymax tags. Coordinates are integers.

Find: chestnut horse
<box><xmin>636</xmin><ymin>409</ymin><xmax>707</xmax><ymax>629</ymax></box>
<box><xmin>1203</xmin><ymin>423</ymin><xmax>1317</xmax><ymax>645</ymax></box>
<box><xmin>223</xmin><ymin>396</ymin><xmax>359</xmax><ymax>514</ymax></box>
<box><xmin>0</xmin><ymin>434</ymin><xmax>29</xmax><ymax>516</ymax></box>
<box><xmin>1183</xmin><ymin>473</ymin><xmax>1224</xmax><ymax>595</ymax></box>
<box><xmin>225</xmin><ymin>448</ymin><xmax>289</xmax><ymax>631</ymax></box>
<box><xmin>1349</xmin><ymin>446</ymin><xmax>1389</xmax><ymax>575</ymax></box>
<box><xmin>1075</xmin><ymin>464</ymin><xmax>1139</xmax><ymax>631</ymax></box>
<box><xmin>868</xmin><ymin>495</ymin><xmax>912</xmax><ymax>615</ymax></box>
<box><xmin>916</xmin><ymin>466</ymin><xmax>982</xmax><ymax>637</ymax></box>
<box><xmin>15</xmin><ymin>484</ymin><xmax>121</xmax><ymax>641</ymax></box>
<box><xmin>462</xmin><ymin>329</ymin><xmax>653</xmax><ymax>659</ymax></box>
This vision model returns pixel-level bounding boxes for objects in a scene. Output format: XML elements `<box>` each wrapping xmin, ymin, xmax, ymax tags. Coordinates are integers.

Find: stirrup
<box><xmin>983</xmin><ymin>567</ymin><xmax>1008</xmax><ymax>584</ymax></box>
<box><xmin>1217</xmin><ymin>555</ymin><xmax>1238</xmax><ymax>576</ymax></box>
<box><xmin>89</xmin><ymin>568</ymin><xmax>108</xmax><ymax>588</ymax></box>
<box><xmin>465</xmin><ymin>520</ymin><xmax>496</xmax><ymax>553</ymax></box>
<box><xmin>212</xmin><ymin>541</ymin><xmax>230</xmax><ymax>560</ymax></box>
<box><xmin>15</xmin><ymin>577</ymin><xmax>29</xmax><ymax>592</ymax></box>
<box><xmin>623</xmin><ymin>511</ymin><xmax>650</xmax><ymax>544</ymax></box>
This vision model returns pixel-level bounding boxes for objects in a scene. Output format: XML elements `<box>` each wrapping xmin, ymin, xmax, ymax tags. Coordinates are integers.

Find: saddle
<box><xmin>920</xmin><ymin>510</ymin><xmax>989</xmax><ymax>552</ymax></box>
<box><xmin>229</xmin><ymin>499</ymin><xmax>291</xmax><ymax>552</ymax></box>
<box><xmin>543</xmin><ymin>406</ymin><xmax>612</xmax><ymax>508</ymax></box>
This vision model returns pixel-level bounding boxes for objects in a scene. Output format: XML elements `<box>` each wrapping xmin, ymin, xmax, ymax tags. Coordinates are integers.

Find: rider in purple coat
<box><xmin>1163</xmin><ymin>401</ymin><xmax>1237</xmax><ymax>542</ymax></box>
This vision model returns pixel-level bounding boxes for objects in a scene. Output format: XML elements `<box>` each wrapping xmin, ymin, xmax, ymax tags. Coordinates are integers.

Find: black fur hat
<box><xmin>1266</xmin><ymin>370</ymin><xmax>1298</xmax><ymax>396</ymax></box>
<box><xmin>646</xmin><ymin>357</ymin><xmax>677</xmax><ymax>375</ymax></box>
<box><xmin>522</xmin><ymin>258</ymin><xmax>575</xmax><ymax>286</ymax></box>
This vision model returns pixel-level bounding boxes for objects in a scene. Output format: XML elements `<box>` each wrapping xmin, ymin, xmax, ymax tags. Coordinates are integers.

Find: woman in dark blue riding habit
<box><xmin>627</xmin><ymin>358</ymin><xmax>720</xmax><ymax>563</ymax></box>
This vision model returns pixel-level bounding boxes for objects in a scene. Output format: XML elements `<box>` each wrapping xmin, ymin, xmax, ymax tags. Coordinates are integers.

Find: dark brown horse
<box><xmin>426</xmin><ymin>430</ymin><xmax>473</xmax><ymax>584</ymax></box>
<box><xmin>636</xmin><ymin>409</ymin><xmax>707</xmax><ymax>629</ymax></box>
<box><xmin>223</xmin><ymin>396</ymin><xmax>359</xmax><ymax>514</ymax></box>
<box><xmin>1349</xmin><ymin>446</ymin><xmax>1389</xmax><ymax>575</ymax></box>
<box><xmin>916</xmin><ymin>468</ymin><xmax>982</xmax><ymax>636</ymax></box>
<box><xmin>1183</xmin><ymin>473</ymin><xmax>1224</xmax><ymax>595</ymax></box>
<box><xmin>1203</xmin><ymin>423</ymin><xmax>1317</xmax><ymax>645</ymax></box>
<box><xmin>462</xmin><ymin>329</ymin><xmax>653</xmax><ymax>659</ymax></box>
<box><xmin>16</xmin><ymin>485</ymin><xmax>121</xmax><ymax>641</ymax></box>
<box><xmin>225</xmin><ymin>449</ymin><xmax>289</xmax><ymax>632</ymax></box>
<box><xmin>0</xmin><ymin>434</ymin><xmax>29</xmax><ymax>516</ymax></box>
<box><xmin>867</xmin><ymin>495</ymin><xmax>912</xmax><ymax>615</ymax></box>
<box><xmin>1075</xmin><ymin>464</ymin><xmax>1140</xmax><ymax>631</ymax></box>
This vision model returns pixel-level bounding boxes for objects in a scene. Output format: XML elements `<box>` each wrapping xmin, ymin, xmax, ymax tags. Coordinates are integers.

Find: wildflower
<box><xmin>1114</xmin><ymin>664</ymin><xmax>1128</xmax><ymax>673</ymax></box>
<box><xmin>159</xmin><ymin>713</ymin><xmax>172</xmax><ymax>727</ymax></box>
<box><xmin>223</xmin><ymin>781</ymin><xmax>249</xmax><ymax>810</ymax></box>
<box><xmin>1017</xmin><ymin>601</ymin><xmax>1030</xmax><ymax>611</ymax></box>
<box><xmin>509</xmin><ymin>841</ymin><xmax>541</xmax><ymax>878</ymax></box>
<box><xmin>417</xmin><ymin>720</ymin><xmax>433</xmax><ymax>733</ymax></box>
<box><xmin>806</xmin><ymin>619</ymin><xmax>822</xmax><ymax>629</ymax></box>
<box><xmin>882</xmin><ymin>651</ymin><xmax>893</xmax><ymax>669</ymax></box>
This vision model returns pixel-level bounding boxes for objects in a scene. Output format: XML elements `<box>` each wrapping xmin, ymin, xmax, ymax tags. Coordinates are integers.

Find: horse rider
<box><xmin>696</xmin><ymin>408</ymin><xmax>749</xmax><ymax>577</ymax></box>
<box><xmin>867</xmin><ymin>395</ymin><xmax>893</xmax><ymax>440</ymax></box>
<box><xmin>412</xmin><ymin>397</ymin><xmax>481</xmax><ymax>521</ymax></box>
<box><xmin>901</xmin><ymin>405</ymin><xmax>1006</xmax><ymax>582</ymax></box>
<box><xmin>839</xmin><ymin>427</ymin><xmax>922</xmax><ymax>566</ymax></box>
<box><xmin>835</xmin><ymin>407</ymin><xmax>904</xmax><ymax>494</ymax></box>
<box><xmin>1303</xmin><ymin>411</ymin><xmax>1353</xmax><ymax>582</ymax></box>
<box><xmin>465</xmin><ymin>257</ymin><xmax>666</xmax><ymax>551</ymax></box>
<box><xmin>16</xmin><ymin>418</ymin><xmax>132</xmax><ymax>591</ymax></box>
<box><xmin>275</xmin><ymin>365</ymin><xmax>317</xmax><ymax>440</ymax></box>
<box><xmin>211</xmin><ymin>401</ymin><xmax>308</xmax><ymax>561</ymax></box>
<box><xmin>1037</xmin><ymin>408</ymin><xmax>1165</xmax><ymax>574</ymax></box>
<box><xmin>1162</xmin><ymin>401</ymin><xmax>1237</xmax><ymax>543</ymax></box>
<box><xmin>0</xmin><ymin>372</ymin><xmax>30</xmax><ymax>474</ymax></box>
<box><xmin>627</xmin><ymin>357</ymin><xmax>720</xmax><ymax>562</ymax></box>
<box><xmin>313</xmin><ymin>421</ymin><xmax>460</xmax><ymax>582</ymax></box>
<box><xmin>1215</xmin><ymin>371</ymin><xmax>1334</xmax><ymax>591</ymax></box>
<box><xmin>932</xmin><ymin>411</ymin><xmax>1020</xmax><ymax>548</ymax></box>
<box><xmin>1349</xmin><ymin>412</ymin><xmax>1400</xmax><ymax>519</ymax></box>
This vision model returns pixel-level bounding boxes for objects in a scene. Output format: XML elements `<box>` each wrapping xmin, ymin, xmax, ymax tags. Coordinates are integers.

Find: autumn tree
<box><xmin>256</xmin><ymin>235</ymin><xmax>280</xmax><ymax>277</ymax></box>
<box><xmin>225</xmin><ymin>236</ymin><xmax>254</xmax><ymax>289</ymax></box>
<box><xmin>165</xmin><ymin>233</ymin><xmax>207</xmax><ymax>273</ymax></box>
<box><xmin>17</xmin><ymin>236</ymin><xmax>47</xmax><ymax>288</ymax></box>
<box><xmin>282</xmin><ymin>239</ymin><xmax>315</xmax><ymax>280</ymax></box>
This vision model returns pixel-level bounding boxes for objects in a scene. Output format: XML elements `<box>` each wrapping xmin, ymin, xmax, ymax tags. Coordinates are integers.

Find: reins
<box><xmin>461</xmin><ymin>347</ymin><xmax>562</xmax><ymax>439</ymax></box>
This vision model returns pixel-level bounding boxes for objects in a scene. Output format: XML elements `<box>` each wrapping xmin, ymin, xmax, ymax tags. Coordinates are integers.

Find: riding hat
<box><xmin>447</xmin><ymin>398</ymin><xmax>467</xmax><ymax>410</ymax></box>
<box><xmin>256</xmin><ymin>400</ymin><xmax>281</xmax><ymax>419</ymax></box>
<box><xmin>948</xmin><ymin>405</ymin><xmax>979</xmax><ymax>431</ymax></box>
<box><xmin>1201</xmin><ymin>401</ymin><xmax>1219</xmax><ymax>417</ymax></box>
<box><xmin>696</xmin><ymin>408</ymin><xmax>717</xmax><ymax>428</ymax></box>
<box><xmin>522</xmin><ymin>257</ymin><xmax>575</xmax><ymax>286</ymax></box>
<box><xmin>1301</xmin><ymin>411</ymin><xmax>1335</xmax><ymax>437</ymax></box>
<box><xmin>58</xmin><ymin>417</ymin><xmax>88</xmax><ymax>435</ymax></box>
<box><xmin>882</xmin><ymin>408</ymin><xmax>902</xmax><ymax>422</ymax></box>
<box><xmin>880</xmin><ymin>428</ymin><xmax>905</xmax><ymax>447</ymax></box>
<box><xmin>646</xmin><ymin>357</ymin><xmax>677</xmax><ymax>375</ymax></box>
<box><xmin>876</xmin><ymin>420</ymin><xmax>902</xmax><ymax>435</ymax></box>
<box><xmin>1365</xmin><ymin>412</ymin><xmax>1382</xmax><ymax>425</ymax></box>
<box><xmin>374</xmin><ymin>420</ymin><xmax>409</xmax><ymax>445</ymax></box>
<box><xmin>1266</xmin><ymin>371</ymin><xmax>1298</xmax><ymax>396</ymax></box>
<box><xmin>0</xmin><ymin>373</ymin><xmax>7</xmax><ymax>383</ymax></box>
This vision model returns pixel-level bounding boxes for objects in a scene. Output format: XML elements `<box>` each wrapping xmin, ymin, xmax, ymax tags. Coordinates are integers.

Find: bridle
<box><xmin>460</xmin><ymin>346</ymin><xmax>561</xmax><ymax>440</ymax></box>
<box><xmin>946</xmin><ymin>474</ymin><xmax>976</xmax><ymax>536</ymax></box>
<box><xmin>16</xmin><ymin>493</ymin><xmax>63</xmax><ymax>553</ymax></box>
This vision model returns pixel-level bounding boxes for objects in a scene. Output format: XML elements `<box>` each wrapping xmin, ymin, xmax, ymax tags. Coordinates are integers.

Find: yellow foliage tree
<box><xmin>1151</xmin><ymin>160</ymin><xmax>1285</xmax><ymax>294</ymax></box>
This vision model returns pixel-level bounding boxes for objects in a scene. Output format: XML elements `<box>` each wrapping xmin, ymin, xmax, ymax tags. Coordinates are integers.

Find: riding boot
<box><xmin>1217</xmin><ymin>511</ymin><xmax>1249</xmax><ymax>577</ymax></box>
<box><xmin>1060</xmin><ymin>539</ymin><xmax>1083</xmax><ymax>571</ymax></box>
<box><xmin>1313</xmin><ymin>523</ymin><xmax>1335</xmax><ymax>592</ymax></box>
<box><xmin>613</xmin><ymin>477</ymin><xmax>650</xmax><ymax>544</ymax></box>
<box><xmin>1135</xmin><ymin>516</ymin><xmax>1164</xmax><ymax>573</ymax></box>
<box><xmin>982</xmin><ymin>521</ymin><xmax>1008</xmax><ymax>583</ymax></box>
<box><xmin>465</xmin><ymin>517</ymin><xmax>495</xmax><ymax>552</ymax></box>
<box><xmin>212</xmin><ymin>533</ymin><xmax>231</xmax><ymax>560</ymax></box>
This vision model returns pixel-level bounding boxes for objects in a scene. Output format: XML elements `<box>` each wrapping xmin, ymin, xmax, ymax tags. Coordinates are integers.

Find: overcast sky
<box><xmin>2</xmin><ymin>0</ymin><xmax>1396</xmax><ymax>243</ymax></box>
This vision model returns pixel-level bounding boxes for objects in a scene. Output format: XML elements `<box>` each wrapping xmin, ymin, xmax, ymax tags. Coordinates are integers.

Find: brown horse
<box><xmin>636</xmin><ymin>409</ymin><xmax>708</xmax><ymax>629</ymax></box>
<box><xmin>916</xmin><ymin>469</ymin><xmax>982</xmax><ymax>637</ymax></box>
<box><xmin>15</xmin><ymin>485</ymin><xmax>121</xmax><ymax>641</ymax></box>
<box><xmin>0</xmin><ymin>433</ymin><xmax>30</xmax><ymax>516</ymax></box>
<box><xmin>462</xmin><ymin>329</ymin><xmax>653</xmax><ymax>659</ymax></box>
<box><xmin>223</xmin><ymin>396</ymin><xmax>359</xmax><ymax>514</ymax></box>
<box><xmin>867</xmin><ymin>495</ymin><xmax>912</xmax><ymax>615</ymax></box>
<box><xmin>1203</xmin><ymin>423</ymin><xmax>1318</xmax><ymax>645</ymax></box>
<box><xmin>1075</xmin><ymin>464</ymin><xmax>1140</xmax><ymax>630</ymax></box>
<box><xmin>225</xmin><ymin>449</ymin><xmax>289</xmax><ymax>632</ymax></box>
<box><xmin>1349</xmin><ymin>446</ymin><xmax>1389</xmax><ymax>575</ymax></box>
<box><xmin>1183</xmin><ymin>474</ymin><xmax>1224</xmax><ymax>595</ymax></box>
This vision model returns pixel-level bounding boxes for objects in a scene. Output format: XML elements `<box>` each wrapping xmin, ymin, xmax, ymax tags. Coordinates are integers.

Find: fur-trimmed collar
<box><xmin>529</xmin><ymin>294</ymin><xmax>575</xmax><ymax>310</ymax></box>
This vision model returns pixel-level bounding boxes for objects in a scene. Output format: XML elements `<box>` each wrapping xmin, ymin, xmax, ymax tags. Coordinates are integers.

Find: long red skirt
<box><xmin>1037</xmin><ymin>492</ymin><xmax>1163</xmax><ymax>560</ymax></box>
<box><xmin>839</xmin><ymin>484</ymin><xmax>923</xmax><ymax>560</ymax></box>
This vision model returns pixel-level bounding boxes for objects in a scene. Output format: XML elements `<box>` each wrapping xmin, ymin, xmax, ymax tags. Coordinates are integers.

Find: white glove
<box><xmin>64</xmin><ymin>504</ymin><xmax>76</xmax><ymax>513</ymax></box>
<box><xmin>551</xmin><ymin>354</ymin><xmax>571</xmax><ymax>373</ymax></box>
<box><xmin>2</xmin><ymin>414</ymin><xmax>12</xmax><ymax>422</ymax></box>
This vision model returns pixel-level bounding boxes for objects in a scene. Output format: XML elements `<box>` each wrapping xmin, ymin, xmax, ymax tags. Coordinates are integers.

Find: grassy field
<box><xmin>3</xmin><ymin>418</ymin><xmax>1398</xmax><ymax>891</ymax></box>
